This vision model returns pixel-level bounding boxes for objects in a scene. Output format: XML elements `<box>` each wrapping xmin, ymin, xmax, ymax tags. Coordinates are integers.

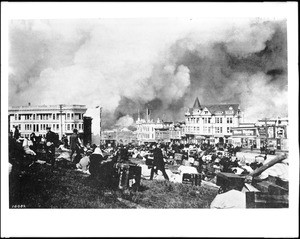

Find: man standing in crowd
<box><xmin>117</xmin><ymin>144</ymin><xmax>130</xmax><ymax>162</ymax></box>
<box><xmin>61</xmin><ymin>134</ymin><xmax>69</xmax><ymax>148</ymax></box>
<box><xmin>70</xmin><ymin>128</ymin><xmax>83</xmax><ymax>164</ymax></box>
<box><xmin>45</xmin><ymin>126</ymin><xmax>57</xmax><ymax>167</ymax></box>
<box><xmin>30</xmin><ymin>132</ymin><xmax>38</xmax><ymax>152</ymax></box>
<box><xmin>150</xmin><ymin>143</ymin><xmax>169</xmax><ymax>181</ymax></box>
<box><xmin>14</xmin><ymin>126</ymin><xmax>20</xmax><ymax>139</ymax></box>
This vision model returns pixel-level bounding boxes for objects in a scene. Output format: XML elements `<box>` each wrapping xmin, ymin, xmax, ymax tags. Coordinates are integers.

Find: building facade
<box><xmin>169</xmin><ymin>122</ymin><xmax>185</xmax><ymax>142</ymax></box>
<box><xmin>115</xmin><ymin>128</ymin><xmax>138</xmax><ymax>145</ymax></box>
<box><xmin>231</xmin><ymin>118</ymin><xmax>289</xmax><ymax>150</ymax></box>
<box><xmin>136</xmin><ymin>116</ymin><xmax>186</xmax><ymax>144</ymax></box>
<box><xmin>9</xmin><ymin>104</ymin><xmax>87</xmax><ymax>139</ymax></box>
<box><xmin>155</xmin><ymin>128</ymin><xmax>171</xmax><ymax>143</ymax></box>
<box><xmin>136</xmin><ymin>118</ymin><xmax>164</xmax><ymax>143</ymax></box>
<box><xmin>101</xmin><ymin>128</ymin><xmax>137</xmax><ymax>146</ymax></box>
<box><xmin>231</xmin><ymin>123</ymin><xmax>258</xmax><ymax>148</ymax></box>
<box><xmin>184</xmin><ymin>97</ymin><xmax>242</xmax><ymax>145</ymax></box>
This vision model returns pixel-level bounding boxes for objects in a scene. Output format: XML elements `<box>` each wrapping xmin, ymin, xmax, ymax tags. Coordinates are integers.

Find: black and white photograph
<box><xmin>1</xmin><ymin>2</ymin><xmax>299</xmax><ymax>237</ymax></box>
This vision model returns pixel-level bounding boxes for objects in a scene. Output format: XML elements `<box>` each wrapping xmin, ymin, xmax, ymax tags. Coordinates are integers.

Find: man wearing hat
<box><xmin>70</xmin><ymin>128</ymin><xmax>83</xmax><ymax>164</ymax></box>
<box><xmin>150</xmin><ymin>143</ymin><xmax>169</xmax><ymax>181</ymax></box>
<box><xmin>45</xmin><ymin>126</ymin><xmax>57</xmax><ymax>167</ymax></box>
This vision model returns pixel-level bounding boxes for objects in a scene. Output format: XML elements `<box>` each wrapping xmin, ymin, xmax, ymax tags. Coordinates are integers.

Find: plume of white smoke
<box><xmin>9</xmin><ymin>19</ymin><xmax>192</xmax><ymax>110</ymax></box>
<box><xmin>230</xmin><ymin>72</ymin><xmax>288</xmax><ymax>121</ymax></box>
<box><xmin>9</xmin><ymin>18</ymin><xmax>287</xmax><ymax>127</ymax></box>
<box><xmin>116</xmin><ymin>115</ymin><xmax>135</xmax><ymax>128</ymax></box>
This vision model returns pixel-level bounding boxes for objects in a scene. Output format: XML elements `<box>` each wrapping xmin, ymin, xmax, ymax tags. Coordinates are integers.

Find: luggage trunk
<box><xmin>246</xmin><ymin>192</ymin><xmax>288</xmax><ymax>208</ymax></box>
<box><xmin>145</xmin><ymin>157</ymin><xmax>154</xmax><ymax>166</ymax></box>
<box><xmin>216</xmin><ymin>172</ymin><xmax>246</xmax><ymax>192</ymax></box>
<box><xmin>182</xmin><ymin>173</ymin><xmax>201</xmax><ymax>186</ymax></box>
<box><xmin>114</xmin><ymin>162</ymin><xmax>142</xmax><ymax>191</ymax></box>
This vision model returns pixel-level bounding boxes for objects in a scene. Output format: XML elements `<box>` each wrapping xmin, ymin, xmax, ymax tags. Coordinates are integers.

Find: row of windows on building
<box><xmin>138</xmin><ymin>126</ymin><xmax>157</xmax><ymax>132</ymax></box>
<box><xmin>186</xmin><ymin>117</ymin><xmax>233</xmax><ymax>124</ymax></box>
<box><xmin>13</xmin><ymin>123</ymin><xmax>83</xmax><ymax>132</ymax></box>
<box><xmin>138</xmin><ymin>133</ymin><xmax>155</xmax><ymax>139</ymax></box>
<box><xmin>185</xmin><ymin>126</ymin><xmax>232</xmax><ymax>134</ymax></box>
<box><xmin>14</xmin><ymin>113</ymin><xmax>84</xmax><ymax>121</ymax></box>
<box><xmin>170</xmin><ymin>131</ymin><xmax>181</xmax><ymax>136</ymax></box>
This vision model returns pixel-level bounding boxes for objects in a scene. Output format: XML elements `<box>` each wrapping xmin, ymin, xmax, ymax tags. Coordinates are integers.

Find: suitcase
<box><xmin>216</xmin><ymin>172</ymin><xmax>246</xmax><ymax>192</ymax></box>
<box><xmin>174</xmin><ymin>153</ymin><xmax>183</xmax><ymax>165</ymax></box>
<box><xmin>182</xmin><ymin>173</ymin><xmax>201</xmax><ymax>186</ymax></box>
<box><xmin>254</xmin><ymin>181</ymin><xmax>288</xmax><ymax>195</ymax></box>
<box><xmin>114</xmin><ymin>162</ymin><xmax>142</xmax><ymax>191</ymax></box>
<box><xmin>145</xmin><ymin>157</ymin><xmax>154</xmax><ymax>166</ymax></box>
<box><xmin>246</xmin><ymin>192</ymin><xmax>288</xmax><ymax>208</ymax></box>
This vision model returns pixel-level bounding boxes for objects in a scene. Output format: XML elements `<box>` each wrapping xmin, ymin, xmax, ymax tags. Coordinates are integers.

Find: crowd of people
<box><xmin>9</xmin><ymin>126</ymin><xmax>267</xmax><ymax>187</ymax></box>
<box><xmin>124</xmin><ymin>141</ymin><xmax>264</xmax><ymax>181</ymax></box>
<box><xmin>9</xmin><ymin>126</ymin><xmax>60</xmax><ymax>168</ymax></box>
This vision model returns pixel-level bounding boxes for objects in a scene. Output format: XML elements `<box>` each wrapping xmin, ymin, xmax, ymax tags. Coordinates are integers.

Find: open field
<box><xmin>9</xmin><ymin>161</ymin><xmax>219</xmax><ymax>209</ymax></box>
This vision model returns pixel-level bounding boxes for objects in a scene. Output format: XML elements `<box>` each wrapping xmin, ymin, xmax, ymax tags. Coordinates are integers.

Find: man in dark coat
<box><xmin>45</xmin><ymin>126</ymin><xmax>57</xmax><ymax>167</ymax></box>
<box><xmin>150</xmin><ymin>143</ymin><xmax>169</xmax><ymax>180</ymax></box>
<box><xmin>61</xmin><ymin>134</ymin><xmax>68</xmax><ymax>148</ymax></box>
<box><xmin>117</xmin><ymin>145</ymin><xmax>129</xmax><ymax>162</ymax></box>
<box><xmin>14</xmin><ymin>126</ymin><xmax>20</xmax><ymax>139</ymax></box>
<box><xmin>30</xmin><ymin>132</ymin><xmax>38</xmax><ymax>152</ymax></box>
<box><xmin>69</xmin><ymin>128</ymin><xmax>82</xmax><ymax>163</ymax></box>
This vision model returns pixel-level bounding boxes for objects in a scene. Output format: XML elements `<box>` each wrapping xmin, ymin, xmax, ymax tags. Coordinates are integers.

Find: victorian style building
<box><xmin>184</xmin><ymin>97</ymin><xmax>242</xmax><ymax>145</ymax></box>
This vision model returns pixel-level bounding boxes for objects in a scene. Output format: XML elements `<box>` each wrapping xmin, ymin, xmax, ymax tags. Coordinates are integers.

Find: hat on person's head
<box><xmin>93</xmin><ymin>147</ymin><xmax>103</xmax><ymax>155</ymax></box>
<box><xmin>86</xmin><ymin>149</ymin><xmax>93</xmax><ymax>155</ymax></box>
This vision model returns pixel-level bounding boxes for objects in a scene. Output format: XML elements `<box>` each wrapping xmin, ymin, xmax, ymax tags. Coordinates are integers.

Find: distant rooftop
<box><xmin>9</xmin><ymin>104</ymin><xmax>87</xmax><ymax>111</ymax></box>
<box><xmin>193</xmin><ymin>97</ymin><xmax>201</xmax><ymax>109</ymax></box>
<box><xmin>186</xmin><ymin>98</ymin><xmax>240</xmax><ymax>115</ymax></box>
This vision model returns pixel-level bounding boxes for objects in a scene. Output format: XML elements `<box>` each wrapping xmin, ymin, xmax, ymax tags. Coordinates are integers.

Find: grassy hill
<box><xmin>9</xmin><ymin>161</ymin><xmax>218</xmax><ymax>209</ymax></box>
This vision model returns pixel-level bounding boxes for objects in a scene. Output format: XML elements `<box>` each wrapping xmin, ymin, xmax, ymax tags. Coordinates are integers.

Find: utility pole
<box><xmin>264</xmin><ymin>117</ymin><xmax>269</xmax><ymax>146</ymax></box>
<box><xmin>146</xmin><ymin>108</ymin><xmax>148</xmax><ymax>122</ymax></box>
<box><xmin>59</xmin><ymin>104</ymin><xmax>63</xmax><ymax>139</ymax></box>
<box><xmin>260</xmin><ymin>117</ymin><xmax>269</xmax><ymax>153</ymax></box>
<box><xmin>99</xmin><ymin>107</ymin><xmax>102</xmax><ymax>146</ymax></box>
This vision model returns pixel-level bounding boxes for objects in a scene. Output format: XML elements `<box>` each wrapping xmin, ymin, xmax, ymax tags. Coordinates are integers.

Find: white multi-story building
<box><xmin>8</xmin><ymin>103</ymin><xmax>87</xmax><ymax>139</ymax></box>
<box><xmin>136</xmin><ymin>117</ymin><xmax>164</xmax><ymax>143</ymax></box>
<box><xmin>184</xmin><ymin>97</ymin><xmax>242</xmax><ymax>145</ymax></box>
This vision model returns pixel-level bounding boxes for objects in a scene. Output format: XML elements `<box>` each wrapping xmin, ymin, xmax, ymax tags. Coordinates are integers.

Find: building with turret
<box><xmin>184</xmin><ymin>97</ymin><xmax>242</xmax><ymax>145</ymax></box>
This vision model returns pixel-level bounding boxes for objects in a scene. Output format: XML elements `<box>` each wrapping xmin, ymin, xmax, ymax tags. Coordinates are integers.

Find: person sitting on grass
<box><xmin>89</xmin><ymin>147</ymin><xmax>104</xmax><ymax>179</ymax></box>
<box><xmin>76</xmin><ymin>149</ymin><xmax>93</xmax><ymax>174</ymax></box>
<box><xmin>22</xmin><ymin>137</ymin><xmax>37</xmax><ymax>156</ymax></box>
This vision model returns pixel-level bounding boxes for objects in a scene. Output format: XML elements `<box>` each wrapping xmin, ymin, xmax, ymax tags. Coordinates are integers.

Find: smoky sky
<box><xmin>9</xmin><ymin>18</ymin><xmax>287</xmax><ymax>129</ymax></box>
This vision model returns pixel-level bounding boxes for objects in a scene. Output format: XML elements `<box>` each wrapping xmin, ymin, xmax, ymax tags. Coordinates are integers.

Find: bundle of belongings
<box><xmin>56</xmin><ymin>144</ymin><xmax>72</xmax><ymax>161</ymax></box>
<box><xmin>75</xmin><ymin>148</ymin><xmax>94</xmax><ymax>174</ymax></box>
<box><xmin>210</xmin><ymin>189</ymin><xmax>246</xmax><ymax>209</ymax></box>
